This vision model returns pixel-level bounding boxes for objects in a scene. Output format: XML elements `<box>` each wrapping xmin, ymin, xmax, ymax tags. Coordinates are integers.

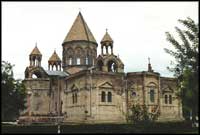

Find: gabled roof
<box><xmin>30</xmin><ymin>46</ymin><xmax>42</xmax><ymax>55</ymax></box>
<box><xmin>48</xmin><ymin>51</ymin><xmax>61</xmax><ymax>62</ymax></box>
<box><xmin>101</xmin><ymin>31</ymin><xmax>113</xmax><ymax>43</ymax></box>
<box><xmin>45</xmin><ymin>70</ymin><xmax>69</xmax><ymax>77</ymax></box>
<box><xmin>63</xmin><ymin>12</ymin><xmax>97</xmax><ymax>44</ymax></box>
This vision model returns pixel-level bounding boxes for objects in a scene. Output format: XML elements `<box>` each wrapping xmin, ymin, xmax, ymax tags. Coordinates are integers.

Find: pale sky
<box><xmin>2</xmin><ymin>2</ymin><xmax>198</xmax><ymax>79</ymax></box>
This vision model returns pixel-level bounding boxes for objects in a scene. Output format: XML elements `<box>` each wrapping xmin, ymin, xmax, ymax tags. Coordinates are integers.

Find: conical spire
<box><xmin>30</xmin><ymin>45</ymin><xmax>42</xmax><ymax>56</ymax></box>
<box><xmin>63</xmin><ymin>12</ymin><xmax>97</xmax><ymax>44</ymax></box>
<box><xmin>48</xmin><ymin>50</ymin><xmax>61</xmax><ymax>62</ymax></box>
<box><xmin>101</xmin><ymin>30</ymin><xmax>113</xmax><ymax>44</ymax></box>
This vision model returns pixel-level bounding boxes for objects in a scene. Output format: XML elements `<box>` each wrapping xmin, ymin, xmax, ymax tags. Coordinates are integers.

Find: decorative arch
<box><xmin>71</xmin><ymin>84</ymin><xmax>79</xmax><ymax>91</ymax></box>
<box><xmin>147</xmin><ymin>82</ymin><xmax>157</xmax><ymax>88</ymax></box>
<box><xmin>31</xmin><ymin>70</ymin><xmax>43</xmax><ymax>78</ymax></box>
<box><xmin>66</xmin><ymin>47</ymin><xmax>74</xmax><ymax>65</ymax></box>
<box><xmin>66</xmin><ymin>47</ymin><xmax>74</xmax><ymax>55</ymax></box>
<box><xmin>75</xmin><ymin>47</ymin><xmax>83</xmax><ymax>57</ymax></box>
<box><xmin>85</xmin><ymin>47</ymin><xmax>92</xmax><ymax>55</ymax></box>
<box><xmin>162</xmin><ymin>85</ymin><xmax>174</xmax><ymax>94</ymax></box>
<box><xmin>28</xmin><ymin>67</ymin><xmax>47</xmax><ymax>78</ymax></box>
<box><xmin>85</xmin><ymin>47</ymin><xmax>93</xmax><ymax>65</ymax></box>
<box><xmin>97</xmin><ymin>59</ymin><xmax>104</xmax><ymax>71</ymax></box>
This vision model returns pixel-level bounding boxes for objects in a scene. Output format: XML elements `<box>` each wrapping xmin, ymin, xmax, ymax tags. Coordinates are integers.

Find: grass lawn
<box><xmin>1</xmin><ymin>121</ymin><xmax>199</xmax><ymax>134</ymax></box>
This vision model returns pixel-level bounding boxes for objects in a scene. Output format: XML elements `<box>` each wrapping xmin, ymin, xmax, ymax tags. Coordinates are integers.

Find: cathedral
<box><xmin>19</xmin><ymin>12</ymin><xmax>184</xmax><ymax>123</ymax></box>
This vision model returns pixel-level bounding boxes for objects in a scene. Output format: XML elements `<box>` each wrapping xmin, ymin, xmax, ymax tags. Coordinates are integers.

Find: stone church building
<box><xmin>19</xmin><ymin>12</ymin><xmax>183</xmax><ymax>123</ymax></box>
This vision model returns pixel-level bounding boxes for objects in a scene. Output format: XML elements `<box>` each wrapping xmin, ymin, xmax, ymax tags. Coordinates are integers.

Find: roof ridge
<box><xmin>79</xmin><ymin>12</ymin><xmax>90</xmax><ymax>42</ymax></box>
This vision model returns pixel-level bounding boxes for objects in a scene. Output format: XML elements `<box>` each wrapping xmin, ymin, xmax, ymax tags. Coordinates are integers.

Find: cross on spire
<box><xmin>106</xmin><ymin>28</ymin><xmax>108</xmax><ymax>32</ymax></box>
<box><xmin>79</xmin><ymin>8</ymin><xmax>81</xmax><ymax>12</ymax></box>
<box><xmin>148</xmin><ymin>57</ymin><xmax>150</xmax><ymax>64</ymax></box>
<box><xmin>35</xmin><ymin>42</ymin><xmax>37</xmax><ymax>47</ymax></box>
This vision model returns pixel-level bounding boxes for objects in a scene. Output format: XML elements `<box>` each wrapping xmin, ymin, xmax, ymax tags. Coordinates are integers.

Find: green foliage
<box><xmin>1</xmin><ymin>61</ymin><xmax>26</xmax><ymax>121</ymax></box>
<box><xmin>164</xmin><ymin>17</ymin><xmax>199</xmax><ymax>117</ymax></box>
<box><xmin>128</xmin><ymin>104</ymin><xmax>159</xmax><ymax>124</ymax></box>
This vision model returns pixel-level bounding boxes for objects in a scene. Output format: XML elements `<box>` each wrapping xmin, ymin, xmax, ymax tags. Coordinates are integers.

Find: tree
<box><xmin>1</xmin><ymin>61</ymin><xmax>26</xmax><ymax>121</ymax></box>
<box><xmin>128</xmin><ymin>104</ymin><xmax>159</xmax><ymax>124</ymax></box>
<box><xmin>164</xmin><ymin>17</ymin><xmax>199</xmax><ymax>118</ymax></box>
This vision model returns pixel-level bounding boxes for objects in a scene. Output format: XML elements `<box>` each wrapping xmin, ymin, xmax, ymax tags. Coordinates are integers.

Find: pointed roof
<box><xmin>30</xmin><ymin>45</ymin><xmax>42</xmax><ymax>55</ymax></box>
<box><xmin>101</xmin><ymin>31</ymin><xmax>113</xmax><ymax>43</ymax></box>
<box><xmin>63</xmin><ymin>12</ymin><xmax>97</xmax><ymax>44</ymax></box>
<box><xmin>48</xmin><ymin>50</ymin><xmax>61</xmax><ymax>62</ymax></box>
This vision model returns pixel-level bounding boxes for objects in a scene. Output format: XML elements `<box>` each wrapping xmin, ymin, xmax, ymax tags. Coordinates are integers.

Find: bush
<box><xmin>128</xmin><ymin>104</ymin><xmax>159</xmax><ymax>124</ymax></box>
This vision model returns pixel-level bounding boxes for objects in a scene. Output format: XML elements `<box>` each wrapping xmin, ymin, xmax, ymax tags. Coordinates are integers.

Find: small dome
<box><xmin>48</xmin><ymin>50</ymin><xmax>61</xmax><ymax>62</ymax></box>
<box><xmin>101</xmin><ymin>31</ymin><xmax>113</xmax><ymax>44</ymax></box>
<box><xmin>30</xmin><ymin>46</ymin><xmax>42</xmax><ymax>55</ymax></box>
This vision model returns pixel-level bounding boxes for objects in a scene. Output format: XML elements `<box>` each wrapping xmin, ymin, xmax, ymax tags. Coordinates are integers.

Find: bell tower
<box><xmin>29</xmin><ymin>43</ymin><xmax>42</xmax><ymax>67</ymax></box>
<box><xmin>48</xmin><ymin>50</ymin><xmax>62</xmax><ymax>71</ymax></box>
<box><xmin>25</xmin><ymin>43</ymin><xmax>47</xmax><ymax>79</ymax></box>
<box><xmin>96</xmin><ymin>30</ymin><xmax>124</xmax><ymax>73</ymax></box>
<box><xmin>101</xmin><ymin>29</ymin><xmax>113</xmax><ymax>55</ymax></box>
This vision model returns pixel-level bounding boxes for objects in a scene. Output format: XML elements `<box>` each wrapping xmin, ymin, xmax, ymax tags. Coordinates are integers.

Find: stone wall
<box><xmin>23</xmin><ymin>78</ymin><xmax>50</xmax><ymax>115</ymax></box>
<box><xmin>63</xmin><ymin>71</ymin><xmax>126</xmax><ymax>123</ymax></box>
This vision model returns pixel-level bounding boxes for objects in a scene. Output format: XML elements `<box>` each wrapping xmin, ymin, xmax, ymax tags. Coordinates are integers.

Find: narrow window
<box><xmin>150</xmin><ymin>89</ymin><xmax>155</xmax><ymax>103</ymax></box>
<box><xmin>69</xmin><ymin>57</ymin><xmax>72</xmax><ymax>65</ymax></box>
<box><xmin>101</xmin><ymin>91</ymin><xmax>106</xmax><ymax>102</ymax></box>
<box><xmin>72</xmin><ymin>94</ymin><xmax>74</xmax><ymax>104</ymax></box>
<box><xmin>165</xmin><ymin>95</ymin><xmax>168</xmax><ymax>104</ymax></box>
<box><xmin>55</xmin><ymin>102</ymin><xmax>57</xmax><ymax>112</ymax></box>
<box><xmin>85</xmin><ymin>57</ymin><xmax>89</xmax><ymax>65</ymax></box>
<box><xmin>107</xmin><ymin>92</ymin><xmax>112</xmax><ymax>102</ymax></box>
<box><xmin>77</xmin><ymin>58</ymin><xmax>80</xmax><ymax>65</ymax></box>
<box><xmin>169</xmin><ymin>95</ymin><xmax>172</xmax><ymax>104</ymax></box>
<box><xmin>75</xmin><ymin>93</ymin><xmax>77</xmax><ymax>103</ymax></box>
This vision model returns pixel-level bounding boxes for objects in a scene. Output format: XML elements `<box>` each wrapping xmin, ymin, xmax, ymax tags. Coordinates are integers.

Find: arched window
<box><xmin>150</xmin><ymin>89</ymin><xmax>155</xmax><ymax>103</ymax></box>
<box><xmin>69</xmin><ymin>57</ymin><xmax>72</xmax><ymax>65</ymax></box>
<box><xmin>107</xmin><ymin>60</ymin><xmax>117</xmax><ymax>72</ymax></box>
<box><xmin>107</xmin><ymin>92</ymin><xmax>112</xmax><ymax>102</ymax></box>
<box><xmin>132</xmin><ymin>92</ymin><xmax>136</xmax><ymax>97</ymax></box>
<box><xmin>77</xmin><ymin>58</ymin><xmax>80</xmax><ymax>65</ymax></box>
<box><xmin>169</xmin><ymin>95</ymin><xmax>172</xmax><ymax>104</ymax></box>
<box><xmin>165</xmin><ymin>95</ymin><xmax>168</xmax><ymax>104</ymax></box>
<box><xmin>101</xmin><ymin>91</ymin><xmax>106</xmax><ymax>102</ymax></box>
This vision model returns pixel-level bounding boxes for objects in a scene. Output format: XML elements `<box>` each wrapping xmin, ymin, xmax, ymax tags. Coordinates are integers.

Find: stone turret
<box><xmin>48</xmin><ymin>50</ymin><xmax>61</xmax><ymax>71</ymax></box>
<box><xmin>96</xmin><ymin>30</ymin><xmax>124</xmax><ymax>73</ymax></box>
<box><xmin>62</xmin><ymin>12</ymin><xmax>98</xmax><ymax>74</ymax></box>
<box><xmin>101</xmin><ymin>30</ymin><xmax>113</xmax><ymax>55</ymax></box>
<box><xmin>29</xmin><ymin>44</ymin><xmax>42</xmax><ymax>67</ymax></box>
